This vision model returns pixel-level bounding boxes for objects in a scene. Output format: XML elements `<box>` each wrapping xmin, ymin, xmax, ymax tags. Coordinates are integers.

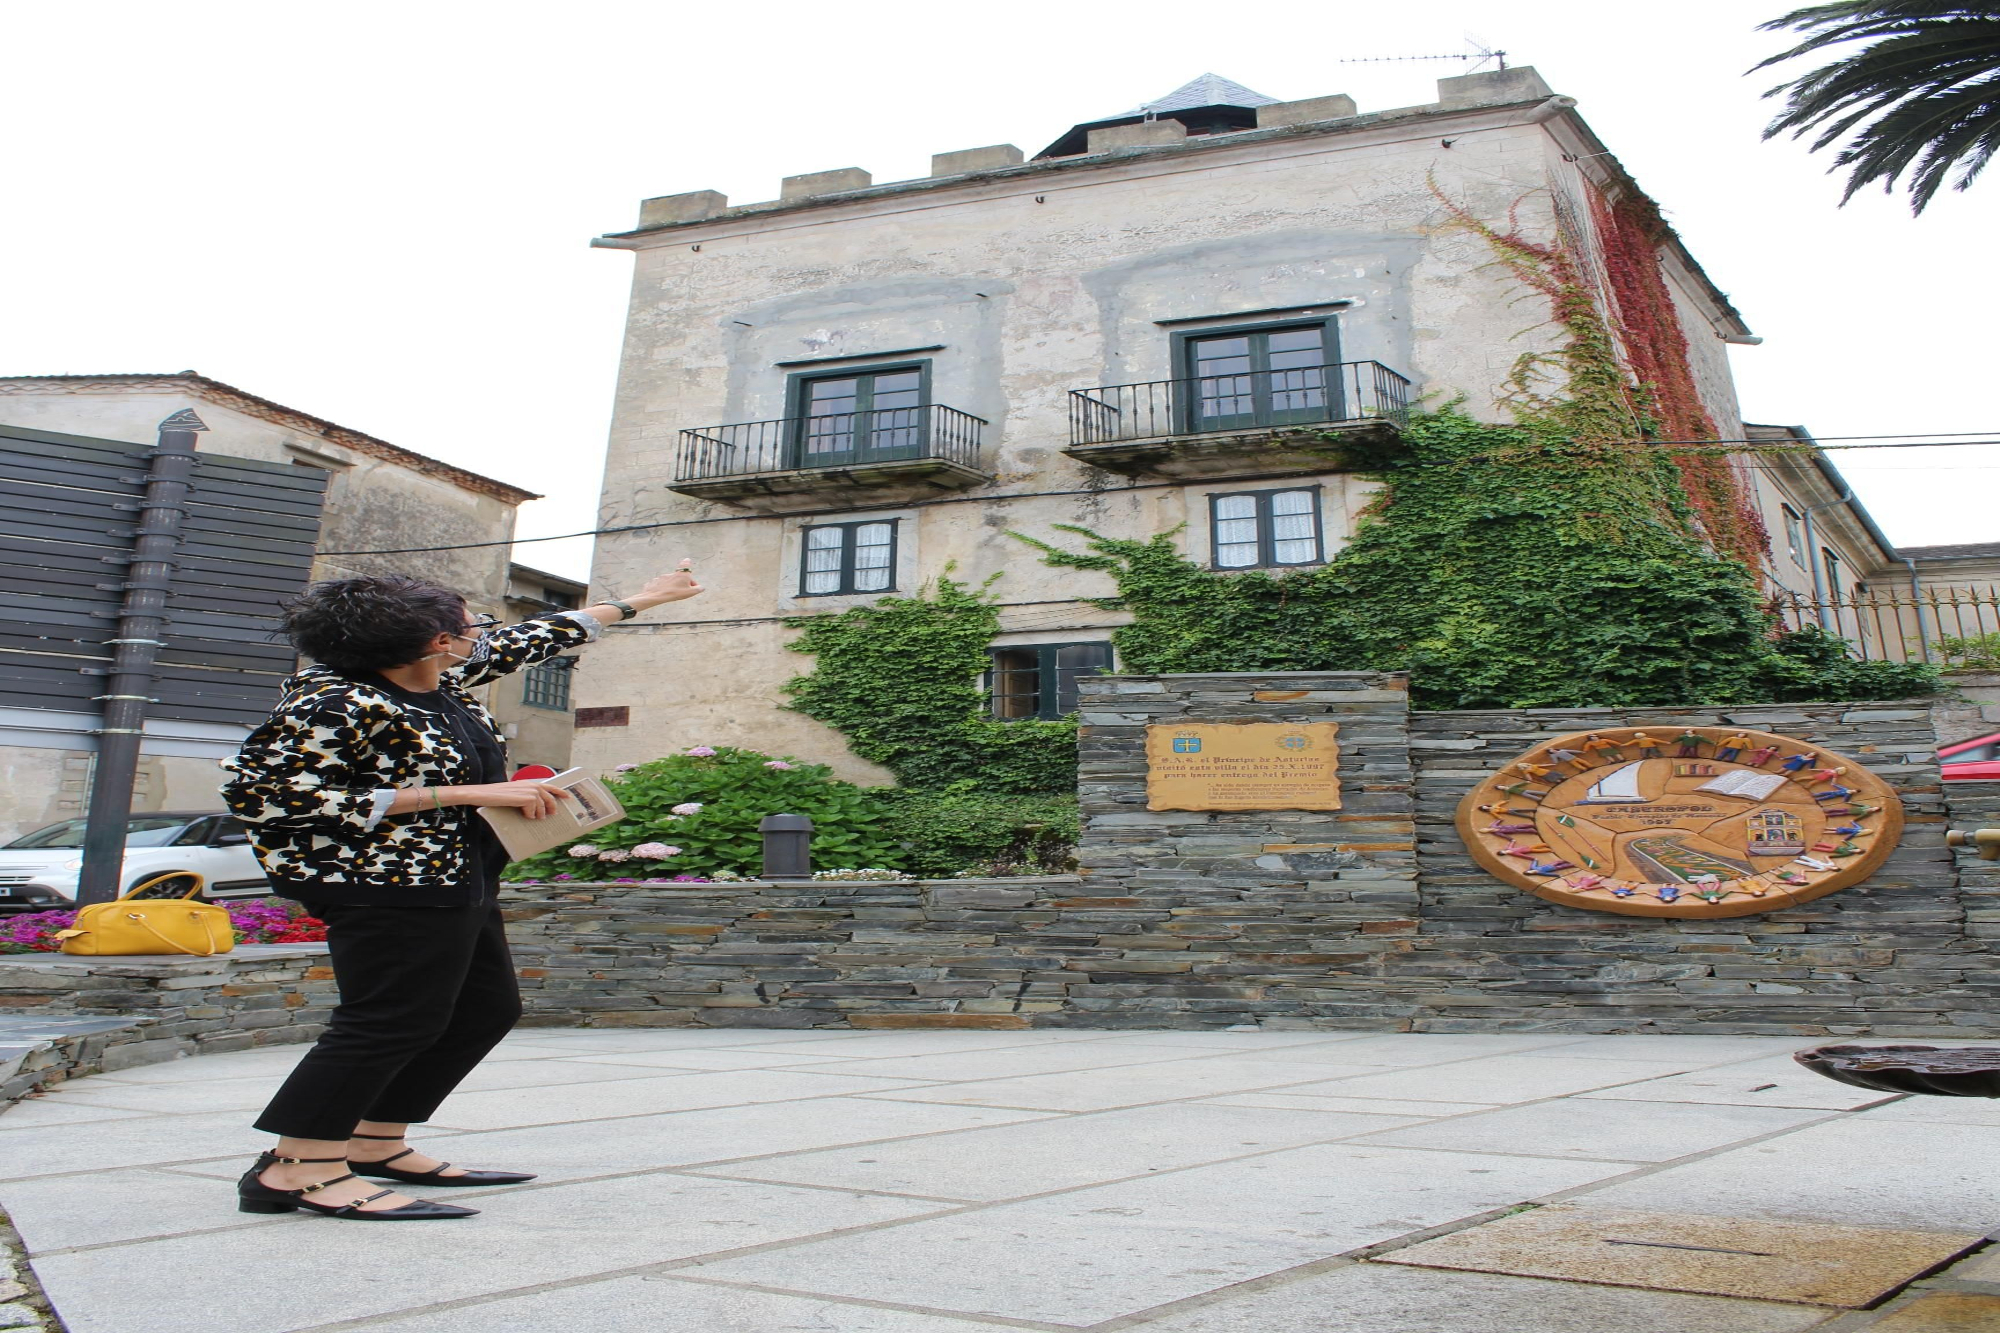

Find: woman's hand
<box><xmin>445</xmin><ymin>782</ymin><xmax>573</xmax><ymax>820</ymax></box>
<box><xmin>637</xmin><ymin>560</ymin><xmax>702</xmax><ymax>605</ymax></box>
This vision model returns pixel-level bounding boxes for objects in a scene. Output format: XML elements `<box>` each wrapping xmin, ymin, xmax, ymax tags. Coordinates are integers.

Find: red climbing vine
<box><xmin>1430</xmin><ymin>176</ymin><xmax>1770</xmax><ymax>570</ymax></box>
<box><xmin>1587</xmin><ymin>191</ymin><xmax>1769</xmax><ymax>568</ymax></box>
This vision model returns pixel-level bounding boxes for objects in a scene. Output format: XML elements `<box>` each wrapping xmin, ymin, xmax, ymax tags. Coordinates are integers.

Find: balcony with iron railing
<box><xmin>672</xmin><ymin>403</ymin><xmax>990</xmax><ymax>508</ymax></box>
<box><xmin>1066</xmin><ymin>360</ymin><xmax>1412</xmax><ymax>477</ymax></box>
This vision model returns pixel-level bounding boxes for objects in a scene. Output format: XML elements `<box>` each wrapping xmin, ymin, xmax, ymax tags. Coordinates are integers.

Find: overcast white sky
<box><xmin>4</xmin><ymin>0</ymin><xmax>1995</xmax><ymax>580</ymax></box>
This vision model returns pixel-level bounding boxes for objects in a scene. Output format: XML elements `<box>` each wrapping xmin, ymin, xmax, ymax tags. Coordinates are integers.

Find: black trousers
<box><xmin>254</xmin><ymin>900</ymin><xmax>521</xmax><ymax>1141</ymax></box>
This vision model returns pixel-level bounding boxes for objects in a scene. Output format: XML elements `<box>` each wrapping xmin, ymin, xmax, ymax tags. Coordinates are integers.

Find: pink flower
<box><xmin>763</xmin><ymin>760</ymin><xmax>795</xmax><ymax>770</ymax></box>
<box><xmin>597</xmin><ymin>848</ymin><xmax>632</xmax><ymax>863</ymax></box>
<box><xmin>631</xmin><ymin>841</ymin><xmax>677</xmax><ymax>859</ymax></box>
<box><xmin>615</xmin><ymin>763</ymin><xmax>641</xmax><ymax>772</ymax></box>
<box><xmin>658</xmin><ymin>845</ymin><xmax>683</xmax><ymax>857</ymax></box>
<box><xmin>670</xmin><ymin>802</ymin><xmax>704</xmax><ymax>816</ymax></box>
<box><xmin>684</xmin><ymin>746</ymin><xmax>717</xmax><ymax>757</ymax></box>
<box><xmin>567</xmin><ymin>844</ymin><xmax>599</xmax><ymax>857</ymax></box>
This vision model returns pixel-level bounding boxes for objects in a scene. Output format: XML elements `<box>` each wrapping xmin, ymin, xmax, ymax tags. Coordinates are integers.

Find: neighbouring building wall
<box><xmin>490</xmin><ymin>564</ymin><xmax>589</xmax><ymax>772</ymax></box>
<box><xmin>0</xmin><ymin>381</ymin><xmax>527</xmax><ymax>610</ymax></box>
<box><xmin>0</xmin><ymin>377</ymin><xmax>535</xmax><ymax>834</ymax></box>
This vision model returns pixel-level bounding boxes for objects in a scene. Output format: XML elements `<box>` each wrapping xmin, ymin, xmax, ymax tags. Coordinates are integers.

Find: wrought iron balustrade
<box><xmin>677</xmin><ymin>404</ymin><xmax>986</xmax><ymax>483</ymax></box>
<box><xmin>1772</xmin><ymin>586</ymin><xmax>2000</xmax><ymax>665</ymax></box>
<box><xmin>1069</xmin><ymin>360</ymin><xmax>1411</xmax><ymax>447</ymax></box>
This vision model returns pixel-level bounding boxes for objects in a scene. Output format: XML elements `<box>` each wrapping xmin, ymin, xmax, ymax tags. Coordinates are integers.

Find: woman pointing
<box><xmin>223</xmin><ymin>561</ymin><xmax>701</xmax><ymax>1220</ymax></box>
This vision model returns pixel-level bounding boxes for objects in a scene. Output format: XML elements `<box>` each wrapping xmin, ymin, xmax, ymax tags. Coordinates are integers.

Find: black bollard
<box><xmin>759</xmin><ymin>814</ymin><xmax>813</xmax><ymax>880</ymax></box>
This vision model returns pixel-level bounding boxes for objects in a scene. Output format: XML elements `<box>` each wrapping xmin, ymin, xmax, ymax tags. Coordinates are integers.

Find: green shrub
<box><xmin>506</xmin><ymin>746</ymin><xmax>904</xmax><ymax>882</ymax></box>
<box><xmin>879</xmin><ymin>785</ymin><xmax>1079</xmax><ymax>878</ymax></box>
<box><xmin>783</xmin><ymin>575</ymin><xmax>1078</xmax><ymax>794</ymax></box>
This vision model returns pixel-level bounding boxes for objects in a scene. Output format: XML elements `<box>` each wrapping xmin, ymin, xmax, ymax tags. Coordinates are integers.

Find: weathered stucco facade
<box><xmin>579</xmin><ymin>68</ymin><xmax>1760</xmax><ymax>778</ymax></box>
<box><xmin>0</xmin><ymin>373</ymin><xmax>537</xmax><ymax>838</ymax></box>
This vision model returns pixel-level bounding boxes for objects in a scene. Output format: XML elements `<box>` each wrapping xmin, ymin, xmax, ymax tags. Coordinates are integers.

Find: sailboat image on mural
<box><xmin>1577</xmin><ymin>761</ymin><xmax>1647</xmax><ymax>804</ymax></box>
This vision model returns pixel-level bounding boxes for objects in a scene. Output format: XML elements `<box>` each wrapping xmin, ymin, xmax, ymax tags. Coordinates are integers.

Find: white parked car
<box><xmin>0</xmin><ymin>812</ymin><xmax>270</xmax><ymax>911</ymax></box>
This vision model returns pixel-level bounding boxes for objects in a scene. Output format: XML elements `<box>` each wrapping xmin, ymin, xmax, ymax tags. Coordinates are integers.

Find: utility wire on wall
<box><xmin>319</xmin><ymin>431</ymin><xmax>2000</xmax><ymax>558</ymax></box>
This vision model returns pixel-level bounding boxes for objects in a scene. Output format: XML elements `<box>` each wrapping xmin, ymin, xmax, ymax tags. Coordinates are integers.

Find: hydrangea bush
<box><xmin>506</xmin><ymin>745</ymin><xmax>905</xmax><ymax>882</ymax></box>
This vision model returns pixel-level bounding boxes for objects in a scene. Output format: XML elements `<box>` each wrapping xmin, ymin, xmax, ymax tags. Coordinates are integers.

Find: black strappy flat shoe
<box><xmin>237</xmin><ymin>1152</ymin><xmax>478</xmax><ymax>1220</ymax></box>
<box><xmin>347</xmin><ymin>1132</ymin><xmax>536</xmax><ymax>1187</ymax></box>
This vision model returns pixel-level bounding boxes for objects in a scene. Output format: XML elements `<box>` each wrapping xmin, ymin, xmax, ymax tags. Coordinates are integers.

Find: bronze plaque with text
<box><xmin>1145</xmin><ymin>722</ymin><xmax>1342</xmax><ymax>812</ymax></box>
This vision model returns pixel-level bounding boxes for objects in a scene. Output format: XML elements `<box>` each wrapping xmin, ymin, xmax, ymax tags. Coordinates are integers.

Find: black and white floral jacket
<box><xmin>220</xmin><ymin>612</ymin><xmax>599</xmax><ymax>900</ymax></box>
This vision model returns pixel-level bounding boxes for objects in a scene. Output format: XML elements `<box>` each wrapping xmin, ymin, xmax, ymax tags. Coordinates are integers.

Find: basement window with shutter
<box><xmin>989</xmin><ymin>642</ymin><xmax>1113</xmax><ymax>721</ymax></box>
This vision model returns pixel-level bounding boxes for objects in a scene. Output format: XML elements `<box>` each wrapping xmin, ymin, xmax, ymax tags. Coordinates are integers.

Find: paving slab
<box><xmin>693</xmin><ymin>1102</ymin><xmax>1429</xmax><ymax>1200</ymax></box>
<box><xmin>781</xmin><ymin>1042</ymin><xmax>1214</xmax><ymax>1082</ymax></box>
<box><xmin>1203</xmin><ymin>1092</ymin><xmax>1502</xmax><ymax>1117</ymax></box>
<box><xmin>29</xmin><ymin>1172</ymin><xmax>945</xmax><ymax>1333</ymax></box>
<box><xmin>359</xmin><ymin>1097</ymin><xmax>1057</xmax><ymax>1184</ymax></box>
<box><xmin>58</xmin><ymin>1048</ymin><xmax>304</xmax><ymax>1084</ymax></box>
<box><xmin>1350</xmin><ymin>1098</ymin><xmax>1831</xmax><ymax>1162</ymax></box>
<box><xmin>1</xmin><ymin>1166</ymin><xmax>302</xmax><ymax>1252</ymax></box>
<box><xmin>0</xmin><ymin>1111</ymin><xmax>272</xmax><ymax>1181</ymax></box>
<box><xmin>1578</xmin><ymin>1055</ymin><xmax>1904</xmax><ymax>1111</ymax></box>
<box><xmin>1276</xmin><ymin>1034</ymin><xmax>1593</xmax><ymax>1066</ymax></box>
<box><xmin>863</xmin><ymin>1056</ymin><xmax>1376</xmax><ymax>1112</ymax></box>
<box><xmin>737</xmin><ymin>1030</ymin><xmax>1117</xmax><ymax>1059</ymax></box>
<box><xmin>1853</xmin><ymin>1291</ymin><xmax>2000</xmax><ymax>1330</ymax></box>
<box><xmin>0</xmin><ymin>1098</ymin><xmax>150</xmax><ymax>1130</ymax></box>
<box><xmin>686</xmin><ymin>1143</ymin><xmax>1634</xmax><ymax>1326</ymax></box>
<box><xmin>1373</xmin><ymin>1202</ymin><xmax>1981</xmax><ymax>1307</ymax></box>
<box><xmin>343</xmin><ymin>1274</ymin><xmax>1008</xmax><ymax>1333</ymax></box>
<box><xmin>563</xmin><ymin>1048</ymin><xmax>862</xmax><ymax>1071</ymax></box>
<box><xmin>430</xmin><ymin>1068</ymin><xmax>941</xmax><ymax>1130</ymax></box>
<box><xmin>28</xmin><ymin>1074</ymin><xmax>301</xmax><ymax>1115</ymax></box>
<box><xmin>1128</xmin><ymin>1262</ymin><xmax>1833</xmax><ymax>1333</ymax></box>
<box><xmin>1853</xmin><ymin>1097</ymin><xmax>2000</xmax><ymax>1129</ymax></box>
<box><xmin>1286</xmin><ymin>1055</ymin><xmax>1693</xmax><ymax>1104</ymax></box>
<box><xmin>1545</xmin><ymin>1036</ymin><xmax>1814</xmax><ymax>1065</ymax></box>
<box><xmin>1576</xmin><ymin>1117</ymin><xmax>2000</xmax><ymax>1232</ymax></box>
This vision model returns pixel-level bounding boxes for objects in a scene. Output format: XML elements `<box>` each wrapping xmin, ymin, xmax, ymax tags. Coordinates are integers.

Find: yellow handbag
<box><xmin>55</xmin><ymin>873</ymin><xmax>235</xmax><ymax>957</ymax></box>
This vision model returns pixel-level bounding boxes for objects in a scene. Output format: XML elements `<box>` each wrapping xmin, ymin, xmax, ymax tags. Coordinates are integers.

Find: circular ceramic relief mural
<box><xmin>1455</xmin><ymin>726</ymin><xmax>1904</xmax><ymax>918</ymax></box>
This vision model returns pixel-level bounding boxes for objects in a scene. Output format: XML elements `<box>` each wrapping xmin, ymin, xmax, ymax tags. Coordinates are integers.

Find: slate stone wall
<box><xmin>495</xmin><ymin>676</ymin><xmax>1996</xmax><ymax>1037</ymax></box>
<box><xmin>1411</xmin><ymin>704</ymin><xmax>1988</xmax><ymax>1037</ymax></box>
<box><xmin>0</xmin><ymin>945</ymin><xmax>332</xmax><ymax>1099</ymax></box>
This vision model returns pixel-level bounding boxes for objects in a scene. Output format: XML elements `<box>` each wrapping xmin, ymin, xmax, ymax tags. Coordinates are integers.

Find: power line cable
<box><xmin>322</xmin><ymin>430</ymin><xmax>2000</xmax><ymax>557</ymax></box>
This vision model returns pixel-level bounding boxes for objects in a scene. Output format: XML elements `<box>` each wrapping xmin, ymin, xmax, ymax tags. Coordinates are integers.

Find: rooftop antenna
<box><xmin>1324</xmin><ymin>37</ymin><xmax>1509</xmax><ymax>70</ymax></box>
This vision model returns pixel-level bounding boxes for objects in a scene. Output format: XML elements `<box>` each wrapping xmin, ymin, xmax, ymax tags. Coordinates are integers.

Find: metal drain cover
<box><xmin>1371</xmin><ymin>1204</ymin><xmax>1984</xmax><ymax>1307</ymax></box>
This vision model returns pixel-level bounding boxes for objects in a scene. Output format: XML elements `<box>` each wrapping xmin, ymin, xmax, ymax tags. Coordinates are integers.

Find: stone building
<box><xmin>491</xmin><ymin>562</ymin><xmax>588</xmax><ymax>772</ymax></box>
<box><xmin>0</xmin><ymin>371</ymin><xmax>537</xmax><ymax>837</ymax></box>
<box><xmin>575</xmin><ymin>68</ymin><xmax>1978</xmax><ymax>780</ymax></box>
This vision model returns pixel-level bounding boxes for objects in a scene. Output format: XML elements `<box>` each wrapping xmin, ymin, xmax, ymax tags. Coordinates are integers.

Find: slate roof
<box><xmin>1114</xmin><ymin>74</ymin><xmax>1279</xmax><ymax>117</ymax></box>
<box><xmin>1900</xmin><ymin>542</ymin><xmax>2000</xmax><ymax>561</ymax></box>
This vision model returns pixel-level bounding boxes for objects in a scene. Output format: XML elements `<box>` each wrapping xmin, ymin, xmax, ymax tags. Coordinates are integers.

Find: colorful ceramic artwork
<box><xmin>1454</xmin><ymin>726</ymin><xmax>1904</xmax><ymax>919</ymax></box>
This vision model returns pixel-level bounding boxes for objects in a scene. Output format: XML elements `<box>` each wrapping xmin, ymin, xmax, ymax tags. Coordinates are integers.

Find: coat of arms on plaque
<box><xmin>1455</xmin><ymin>726</ymin><xmax>1904</xmax><ymax>918</ymax></box>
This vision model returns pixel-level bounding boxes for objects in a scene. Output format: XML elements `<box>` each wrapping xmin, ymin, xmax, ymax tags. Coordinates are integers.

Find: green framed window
<box><xmin>989</xmin><ymin>642</ymin><xmax>1112</xmax><ymax>721</ymax></box>
<box><xmin>789</xmin><ymin>362</ymin><xmax>930</xmax><ymax>467</ymax></box>
<box><xmin>521</xmin><ymin>657</ymin><xmax>574</xmax><ymax>711</ymax></box>
<box><xmin>1178</xmin><ymin>320</ymin><xmax>1340</xmax><ymax>432</ymax></box>
<box><xmin>800</xmin><ymin>520</ymin><xmax>897</xmax><ymax>596</ymax></box>
<box><xmin>1210</xmin><ymin>487</ymin><xmax>1323</xmax><ymax>569</ymax></box>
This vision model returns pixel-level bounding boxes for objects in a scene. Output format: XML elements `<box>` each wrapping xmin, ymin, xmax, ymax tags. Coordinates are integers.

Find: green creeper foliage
<box><xmin>506</xmin><ymin>746</ymin><xmax>904</xmax><ymax>882</ymax></box>
<box><xmin>1014</xmin><ymin>409</ymin><xmax>1937</xmax><ymax>710</ymax></box>
<box><xmin>876</xmin><ymin>785</ymin><xmax>1081</xmax><ymax>878</ymax></box>
<box><xmin>781</xmin><ymin>576</ymin><xmax>1077</xmax><ymax>794</ymax></box>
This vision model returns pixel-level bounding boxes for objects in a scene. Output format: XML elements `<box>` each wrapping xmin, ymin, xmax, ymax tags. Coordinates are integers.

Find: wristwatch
<box><xmin>605</xmin><ymin>599</ymin><xmax>638</xmax><ymax>620</ymax></box>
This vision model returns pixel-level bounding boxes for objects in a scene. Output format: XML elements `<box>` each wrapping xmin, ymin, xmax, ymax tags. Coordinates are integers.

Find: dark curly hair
<box><xmin>280</xmin><ymin>575</ymin><xmax>468</xmax><ymax>673</ymax></box>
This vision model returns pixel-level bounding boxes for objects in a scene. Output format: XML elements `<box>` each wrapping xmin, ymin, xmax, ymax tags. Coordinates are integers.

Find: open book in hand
<box><xmin>477</xmin><ymin>767</ymin><xmax>627</xmax><ymax>862</ymax></box>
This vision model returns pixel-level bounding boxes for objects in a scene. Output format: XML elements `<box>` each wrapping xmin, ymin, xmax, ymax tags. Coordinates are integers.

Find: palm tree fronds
<box><xmin>1752</xmin><ymin>2</ymin><xmax>2000</xmax><ymax>211</ymax></box>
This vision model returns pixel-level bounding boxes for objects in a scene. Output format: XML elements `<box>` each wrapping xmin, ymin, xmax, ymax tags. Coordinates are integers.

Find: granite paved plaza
<box><xmin>4</xmin><ymin>1028</ymin><xmax>1999</xmax><ymax>1332</ymax></box>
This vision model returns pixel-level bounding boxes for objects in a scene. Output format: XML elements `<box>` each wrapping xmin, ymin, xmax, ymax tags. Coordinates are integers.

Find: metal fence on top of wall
<box><xmin>1773</xmin><ymin>587</ymin><xmax>2000</xmax><ymax>666</ymax></box>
